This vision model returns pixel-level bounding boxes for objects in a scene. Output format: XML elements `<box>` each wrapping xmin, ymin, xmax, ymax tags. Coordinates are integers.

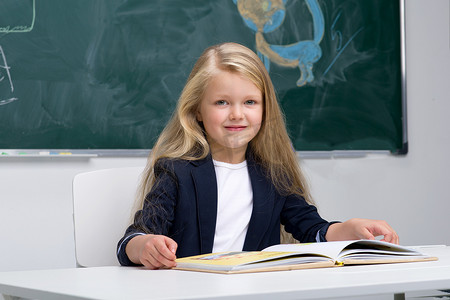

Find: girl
<box><xmin>117</xmin><ymin>42</ymin><xmax>398</xmax><ymax>269</ymax></box>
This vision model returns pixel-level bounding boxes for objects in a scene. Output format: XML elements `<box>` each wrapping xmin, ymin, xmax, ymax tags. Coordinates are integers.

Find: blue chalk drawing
<box><xmin>234</xmin><ymin>0</ymin><xmax>324</xmax><ymax>86</ymax></box>
<box><xmin>323</xmin><ymin>12</ymin><xmax>364</xmax><ymax>77</ymax></box>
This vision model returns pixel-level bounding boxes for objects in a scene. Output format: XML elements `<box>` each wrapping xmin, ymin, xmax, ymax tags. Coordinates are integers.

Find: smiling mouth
<box><xmin>225</xmin><ymin>126</ymin><xmax>247</xmax><ymax>132</ymax></box>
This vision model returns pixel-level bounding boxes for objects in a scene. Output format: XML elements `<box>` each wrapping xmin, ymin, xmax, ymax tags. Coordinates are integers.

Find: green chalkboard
<box><xmin>0</xmin><ymin>0</ymin><xmax>406</xmax><ymax>154</ymax></box>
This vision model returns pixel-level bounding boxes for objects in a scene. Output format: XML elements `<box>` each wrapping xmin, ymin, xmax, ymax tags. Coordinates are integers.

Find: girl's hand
<box><xmin>325</xmin><ymin>218</ymin><xmax>399</xmax><ymax>245</ymax></box>
<box><xmin>126</xmin><ymin>234</ymin><xmax>178</xmax><ymax>269</ymax></box>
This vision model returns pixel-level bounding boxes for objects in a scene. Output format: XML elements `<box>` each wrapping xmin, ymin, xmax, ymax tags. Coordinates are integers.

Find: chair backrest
<box><xmin>73</xmin><ymin>167</ymin><xmax>144</xmax><ymax>267</ymax></box>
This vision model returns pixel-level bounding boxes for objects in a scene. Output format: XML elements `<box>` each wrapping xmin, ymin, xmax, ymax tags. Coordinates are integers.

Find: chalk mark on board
<box><xmin>234</xmin><ymin>0</ymin><xmax>325</xmax><ymax>87</ymax></box>
<box><xmin>0</xmin><ymin>97</ymin><xmax>18</xmax><ymax>106</ymax></box>
<box><xmin>0</xmin><ymin>0</ymin><xmax>36</xmax><ymax>33</ymax></box>
<box><xmin>0</xmin><ymin>45</ymin><xmax>18</xmax><ymax>106</ymax></box>
<box><xmin>323</xmin><ymin>12</ymin><xmax>364</xmax><ymax>77</ymax></box>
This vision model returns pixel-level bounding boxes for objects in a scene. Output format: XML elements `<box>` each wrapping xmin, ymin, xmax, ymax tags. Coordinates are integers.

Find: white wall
<box><xmin>0</xmin><ymin>0</ymin><xmax>449</xmax><ymax>272</ymax></box>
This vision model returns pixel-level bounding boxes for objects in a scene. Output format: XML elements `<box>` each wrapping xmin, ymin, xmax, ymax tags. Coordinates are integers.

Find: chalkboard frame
<box><xmin>0</xmin><ymin>0</ymin><xmax>407</xmax><ymax>158</ymax></box>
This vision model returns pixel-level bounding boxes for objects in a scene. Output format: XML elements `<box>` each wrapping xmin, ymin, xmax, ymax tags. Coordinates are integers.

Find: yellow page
<box><xmin>176</xmin><ymin>251</ymin><xmax>298</xmax><ymax>266</ymax></box>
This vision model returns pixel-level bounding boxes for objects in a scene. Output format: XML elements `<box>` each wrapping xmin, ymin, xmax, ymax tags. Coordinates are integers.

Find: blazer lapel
<box><xmin>243</xmin><ymin>158</ymin><xmax>275</xmax><ymax>250</ymax></box>
<box><xmin>191</xmin><ymin>156</ymin><xmax>217</xmax><ymax>254</ymax></box>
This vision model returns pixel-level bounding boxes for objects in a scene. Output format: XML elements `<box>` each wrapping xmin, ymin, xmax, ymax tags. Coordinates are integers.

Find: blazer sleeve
<box><xmin>117</xmin><ymin>159</ymin><xmax>179</xmax><ymax>266</ymax></box>
<box><xmin>280</xmin><ymin>193</ymin><xmax>331</xmax><ymax>243</ymax></box>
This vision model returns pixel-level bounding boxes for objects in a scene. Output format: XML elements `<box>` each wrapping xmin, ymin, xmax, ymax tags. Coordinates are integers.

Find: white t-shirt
<box><xmin>212</xmin><ymin>159</ymin><xmax>253</xmax><ymax>253</ymax></box>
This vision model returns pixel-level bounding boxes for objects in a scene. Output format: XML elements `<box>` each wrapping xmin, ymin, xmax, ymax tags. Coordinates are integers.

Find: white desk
<box><xmin>0</xmin><ymin>246</ymin><xmax>449</xmax><ymax>300</ymax></box>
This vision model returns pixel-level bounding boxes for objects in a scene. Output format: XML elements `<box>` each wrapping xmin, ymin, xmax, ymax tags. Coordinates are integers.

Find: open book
<box><xmin>174</xmin><ymin>240</ymin><xmax>437</xmax><ymax>274</ymax></box>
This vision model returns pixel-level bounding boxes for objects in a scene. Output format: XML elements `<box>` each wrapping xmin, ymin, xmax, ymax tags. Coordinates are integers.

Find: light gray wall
<box><xmin>0</xmin><ymin>0</ymin><xmax>449</xmax><ymax>272</ymax></box>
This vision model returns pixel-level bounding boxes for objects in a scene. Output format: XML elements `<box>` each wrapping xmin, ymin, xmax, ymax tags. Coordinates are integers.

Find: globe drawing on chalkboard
<box><xmin>233</xmin><ymin>0</ymin><xmax>324</xmax><ymax>87</ymax></box>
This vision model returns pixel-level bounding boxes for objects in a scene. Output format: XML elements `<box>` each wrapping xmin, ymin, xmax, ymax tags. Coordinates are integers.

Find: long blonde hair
<box><xmin>136</xmin><ymin>43</ymin><xmax>313</xmax><ymax>240</ymax></box>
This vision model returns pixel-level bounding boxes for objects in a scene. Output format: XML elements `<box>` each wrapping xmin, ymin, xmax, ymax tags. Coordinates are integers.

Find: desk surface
<box><xmin>1</xmin><ymin>246</ymin><xmax>449</xmax><ymax>300</ymax></box>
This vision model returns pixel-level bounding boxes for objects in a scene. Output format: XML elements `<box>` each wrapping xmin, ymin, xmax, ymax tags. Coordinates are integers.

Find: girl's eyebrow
<box><xmin>244</xmin><ymin>95</ymin><xmax>263</xmax><ymax>101</ymax></box>
<box><xmin>209</xmin><ymin>92</ymin><xmax>262</xmax><ymax>100</ymax></box>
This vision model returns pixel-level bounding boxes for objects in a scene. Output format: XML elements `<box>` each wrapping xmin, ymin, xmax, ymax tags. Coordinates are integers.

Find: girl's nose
<box><xmin>229</xmin><ymin>105</ymin><xmax>244</xmax><ymax>120</ymax></box>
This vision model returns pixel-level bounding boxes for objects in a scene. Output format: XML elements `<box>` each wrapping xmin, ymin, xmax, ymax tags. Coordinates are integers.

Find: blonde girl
<box><xmin>118</xmin><ymin>42</ymin><xmax>398</xmax><ymax>269</ymax></box>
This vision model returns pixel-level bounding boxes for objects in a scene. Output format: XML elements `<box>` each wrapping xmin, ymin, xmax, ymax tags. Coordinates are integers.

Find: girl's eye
<box><xmin>216</xmin><ymin>100</ymin><xmax>228</xmax><ymax>106</ymax></box>
<box><xmin>245</xmin><ymin>100</ymin><xmax>256</xmax><ymax>105</ymax></box>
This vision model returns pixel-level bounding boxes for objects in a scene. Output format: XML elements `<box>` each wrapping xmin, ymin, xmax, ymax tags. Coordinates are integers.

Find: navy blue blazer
<box><xmin>117</xmin><ymin>154</ymin><xmax>331</xmax><ymax>266</ymax></box>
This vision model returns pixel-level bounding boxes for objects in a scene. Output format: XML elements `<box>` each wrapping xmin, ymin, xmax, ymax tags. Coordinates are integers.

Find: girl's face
<box><xmin>197</xmin><ymin>70</ymin><xmax>263</xmax><ymax>163</ymax></box>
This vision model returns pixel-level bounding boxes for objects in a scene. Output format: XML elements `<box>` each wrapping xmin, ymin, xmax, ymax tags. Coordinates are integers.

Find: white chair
<box><xmin>72</xmin><ymin>167</ymin><xmax>144</xmax><ymax>267</ymax></box>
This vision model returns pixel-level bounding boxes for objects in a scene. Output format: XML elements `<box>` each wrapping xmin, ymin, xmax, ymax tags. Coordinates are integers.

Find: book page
<box><xmin>263</xmin><ymin>240</ymin><xmax>426</xmax><ymax>262</ymax></box>
<box><xmin>175</xmin><ymin>251</ymin><xmax>332</xmax><ymax>271</ymax></box>
<box><xmin>263</xmin><ymin>241</ymin><xmax>356</xmax><ymax>261</ymax></box>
